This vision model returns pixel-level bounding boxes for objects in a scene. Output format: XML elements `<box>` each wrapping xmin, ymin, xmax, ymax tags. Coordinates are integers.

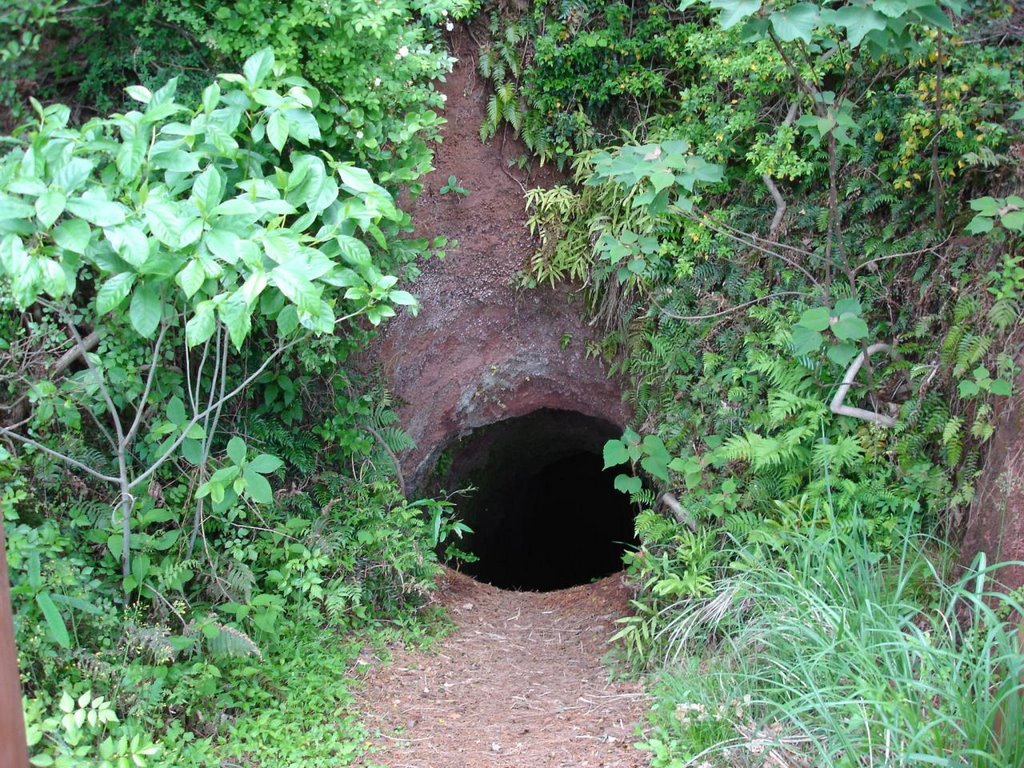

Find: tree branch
<box><xmin>0</xmin><ymin>425</ymin><xmax>119</xmax><ymax>483</ymax></box>
<box><xmin>830</xmin><ymin>343</ymin><xmax>898</xmax><ymax>427</ymax></box>
<box><xmin>62</xmin><ymin>319</ymin><xmax>127</xmax><ymax>448</ymax></box>
<box><xmin>51</xmin><ymin>330</ymin><xmax>99</xmax><ymax>377</ymax></box>
<box><xmin>651</xmin><ymin>292</ymin><xmax>811</xmax><ymax>322</ymax></box>
<box><xmin>125</xmin><ymin>323</ymin><xmax>170</xmax><ymax>446</ymax></box>
<box><xmin>763</xmin><ymin>174</ymin><xmax>787</xmax><ymax>243</ymax></box>
<box><xmin>687</xmin><ymin>210</ymin><xmax>823</xmax><ymax>288</ymax></box>
<box><xmin>129</xmin><ymin>304</ymin><xmax>370</xmax><ymax>492</ymax></box>
<box><xmin>659</xmin><ymin>492</ymin><xmax>696</xmax><ymax>531</ymax></box>
<box><xmin>763</xmin><ymin>102</ymin><xmax>799</xmax><ymax>242</ymax></box>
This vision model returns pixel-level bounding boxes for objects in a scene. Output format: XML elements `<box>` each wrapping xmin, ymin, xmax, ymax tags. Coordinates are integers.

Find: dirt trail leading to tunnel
<box><xmin>359</xmin><ymin>26</ymin><xmax>647</xmax><ymax>768</ymax></box>
<box><xmin>358</xmin><ymin>570</ymin><xmax>649</xmax><ymax>768</ymax></box>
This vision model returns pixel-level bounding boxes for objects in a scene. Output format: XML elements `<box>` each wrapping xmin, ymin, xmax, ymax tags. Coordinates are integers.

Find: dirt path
<box><xmin>358</xmin><ymin>570</ymin><xmax>649</xmax><ymax>768</ymax></box>
<box><xmin>358</xmin><ymin>26</ymin><xmax>647</xmax><ymax>768</ymax></box>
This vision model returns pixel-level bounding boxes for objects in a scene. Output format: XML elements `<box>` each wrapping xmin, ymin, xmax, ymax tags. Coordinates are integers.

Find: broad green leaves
<box><xmin>596</xmin><ymin>230</ymin><xmax>660</xmax><ymax>283</ymax></box>
<box><xmin>590</xmin><ymin>140</ymin><xmax>723</xmax><ymax>216</ymax></box>
<box><xmin>794</xmin><ymin>96</ymin><xmax>859</xmax><ymax>146</ymax></box>
<box><xmin>52</xmin><ymin>219</ymin><xmax>91</xmax><ymax>254</ymax></box>
<box><xmin>0</xmin><ymin>48</ymin><xmax>416</xmax><ymax>356</ymax></box>
<box><xmin>65</xmin><ymin>196</ymin><xmax>127</xmax><ymax>227</ymax></box>
<box><xmin>35</xmin><ymin>190</ymin><xmax>66</xmax><ymax>228</ymax></box>
<box><xmin>958</xmin><ymin>366</ymin><xmax>1012</xmax><ymax>399</ymax></box>
<box><xmin>129</xmin><ymin>284</ymin><xmax>163</xmax><ymax>337</ymax></box>
<box><xmin>709</xmin><ymin>0</ymin><xmax>761</xmax><ymax>29</ymax></box>
<box><xmin>95</xmin><ymin>273</ymin><xmax>136</xmax><ymax>315</ymax></box>
<box><xmin>689</xmin><ymin>0</ymin><xmax>958</xmax><ymax>53</ymax></box>
<box><xmin>270</xmin><ymin>263</ymin><xmax>321</xmax><ymax>313</ymax></box>
<box><xmin>770</xmin><ymin>3</ymin><xmax>820</xmax><ymax>42</ymax></box>
<box><xmin>966</xmin><ymin>196</ymin><xmax>1024</xmax><ymax>235</ymax></box>
<box><xmin>36</xmin><ymin>592</ymin><xmax>71</xmax><ymax>648</ymax></box>
<box><xmin>185</xmin><ymin>302</ymin><xmax>216</xmax><ymax>347</ymax></box>
<box><xmin>604</xmin><ymin>429</ymin><xmax>676</xmax><ymax>496</ymax></box>
<box><xmin>792</xmin><ymin>298</ymin><xmax>869</xmax><ymax>364</ymax></box>
<box><xmin>827</xmin><ymin>5</ymin><xmax>887</xmax><ymax>47</ymax></box>
<box><xmin>267</xmin><ymin>111</ymin><xmax>289</xmax><ymax>153</ymax></box>
<box><xmin>243</xmin><ymin>47</ymin><xmax>276</xmax><ymax>88</ymax></box>
<box><xmin>196</xmin><ymin>436</ymin><xmax>283</xmax><ymax>507</ymax></box>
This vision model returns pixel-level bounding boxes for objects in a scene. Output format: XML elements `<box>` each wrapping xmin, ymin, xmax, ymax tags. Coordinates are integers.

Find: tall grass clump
<box><xmin>643</xmin><ymin>526</ymin><xmax>1024</xmax><ymax>768</ymax></box>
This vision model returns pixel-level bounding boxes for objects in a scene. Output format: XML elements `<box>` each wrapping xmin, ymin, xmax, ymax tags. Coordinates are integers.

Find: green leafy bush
<box><xmin>0</xmin><ymin>48</ymin><xmax>467</xmax><ymax>766</ymax></box>
<box><xmin>153</xmin><ymin>0</ymin><xmax>477</xmax><ymax>188</ymax></box>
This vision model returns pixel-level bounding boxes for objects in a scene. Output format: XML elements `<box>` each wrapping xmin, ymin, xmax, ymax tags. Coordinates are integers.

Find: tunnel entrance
<box><xmin>431</xmin><ymin>409</ymin><xmax>637</xmax><ymax>591</ymax></box>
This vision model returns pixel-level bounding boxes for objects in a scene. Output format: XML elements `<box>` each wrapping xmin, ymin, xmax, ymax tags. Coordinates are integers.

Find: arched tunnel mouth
<box><xmin>427</xmin><ymin>409</ymin><xmax>638</xmax><ymax>592</ymax></box>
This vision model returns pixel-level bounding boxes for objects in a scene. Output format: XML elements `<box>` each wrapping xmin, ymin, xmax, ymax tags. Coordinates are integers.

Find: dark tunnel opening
<box><xmin>429</xmin><ymin>409</ymin><xmax>638</xmax><ymax>591</ymax></box>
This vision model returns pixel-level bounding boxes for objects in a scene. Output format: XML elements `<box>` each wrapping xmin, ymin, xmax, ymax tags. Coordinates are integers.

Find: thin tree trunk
<box><xmin>0</xmin><ymin>524</ymin><xmax>30</xmax><ymax>768</ymax></box>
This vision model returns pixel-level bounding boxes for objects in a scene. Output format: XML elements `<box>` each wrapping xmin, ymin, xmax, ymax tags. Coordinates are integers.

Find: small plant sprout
<box><xmin>440</xmin><ymin>175</ymin><xmax>469</xmax><ymax>197</ymax></box>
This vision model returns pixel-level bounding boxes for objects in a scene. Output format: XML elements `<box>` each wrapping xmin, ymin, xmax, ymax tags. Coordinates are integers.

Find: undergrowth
<box><xmin>483</xmin><ymin>0</ymin><xmax>1024</xmax><ymax>765</ymax></box>
<box><xmin>0</xmin><ymin>6</ymin><xmax>478</xmax><ymax>765</ymax></box>
<box><xmin>640</xmin><ymin>529</ymin><xmax>1024</xmax><ymax>767</ymax></box>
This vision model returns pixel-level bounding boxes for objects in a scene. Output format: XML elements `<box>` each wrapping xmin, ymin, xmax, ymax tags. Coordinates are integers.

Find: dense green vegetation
<box><xmin>2</xmin><ymin>0</ymin><xmax>1023</xmax><ymax>766</ymax></box>
<box><xmin>0</xmin><ymin>3</ymin><xmax>475</xmax><ymax>765</ymax></box>
<box><xmin>477</xmin><ymin>0</ymin><xmax>1024</xmax><ymax>764</ymax></box>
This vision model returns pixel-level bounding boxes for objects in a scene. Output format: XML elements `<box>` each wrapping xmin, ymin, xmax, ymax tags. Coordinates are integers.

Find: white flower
<box><xmin>356</xmin><ymin>130</ymin><xmax>364</xmax><ymax>139</ymax></box>
<box><xmin>397</xmin><ymin>45</ymin><xmax>410</xmax><ymax>58</ymax></box>
<box><xmin>440</xmin><ymin>94</ymin><xmax>447</xmax><ymax>102</ymax></box>
<box><xmin>445</xmin><ymin>21</ymin><xmax>454</xmax><ymax>30</ymax></box>
<box><xmin>374</xmin><ymin>77</ymin><xmax>382</xmax><ymax>87</ymax></box>
<box><xmin>441</xmin><ymin>8</ymin><xmax>448</xmax><ymax>15</ymax></box>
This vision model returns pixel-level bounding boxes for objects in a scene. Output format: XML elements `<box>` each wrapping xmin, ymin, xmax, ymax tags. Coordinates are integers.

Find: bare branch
<box><xmin>0</xmin><ymin>424</ymin><xmax>119</xmax><ymax>483</ymax></box>
<box><xmin>51</xmin><ymin>330</ymin><xmax>99</xmax><ymax>377</ymax></box>
<box><xmin>651</xmin><ymin>292</ymin><xmax>811</xmax><ymax>322</ymax></box>
<box><xmin>63</xmin><ymin>319</ymin><xmax>127</xmax><ymax>446</ymax></box>
<box><xmin>763</xmin><ymin>102</ymin><xmax>799</xmax><ymax>242</ymax></box>
<box><xmin>830</xmin><ymin>343</ymin><xmax>898</xmax><ymax>427</ymax></box>
<box><xmin>687</xmin><ymin>210</ymin><xmax>823</xmax><ymax>288</ymax></box>
<box><xmin>129</xmin><ymin>304</ymin><xmax>370</xmax><ymax>492</ymax></box>
<box><xmin>659</xmin><ymin>492</ymin><xmax>696</xmax><ymax>531</ymax></box>
<box><xmin>125</xmin><ymin>323</ymin><xmax>170</xmax><ymax>446</ymax></box>
<box><xmin>187</xmin><ymin>334</ymin><xmax>213</xmax><ymax>415</ymax></box>
<box><xmin>763</xmin><ymin>174</ymin><xmax>787</xmax><ymax>243</ymax></box>
<box><xmin>851</xmin><ymin>234</ymin><xmax>951</xmax><ymax>275</ymax></box>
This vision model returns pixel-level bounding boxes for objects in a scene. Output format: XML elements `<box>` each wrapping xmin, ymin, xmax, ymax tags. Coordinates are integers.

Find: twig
<box><xmin>0</xmin><ymin>424</ymin><xmax>118</xmax><ymax>482</ymax></box>
<box><xmin>363</xmin><ymin>423</ymin><xmax>407</xmax><ymax>493</ymax></box>
<box><xmin>763</xmin><ymin>174</ymin><xmax>787</xmax><ymax>242</ymax></box>
<box><xmin>659</xmin><ymin>493</ymin><xmax>696</xmax><ymax>531</ymax></box>
<box><xmin>125</xmin><ymin>323</ymin><xmax>170</xmax><ymax>445</ymax></box>
<box><xmin>830</xmin><ymin>343</ymin><xmax>898</xmax><ymax>427</ymax></box>
<box><xmin>764</xmin><ymin>102</ymin><xmax>799</xmax><ymax>242</ymax></box>
<box><xmin>687</xmin><ymin>210</ymin><xmax>823</xmax><ymax>288</ymax></box>
<box><xmin>651</xmin><ymin>291</ymin><xmax>810</xmax><ymax>322</ymax></box>
<box><xmin>50</xmin><ymin>330</ymin><xmax>99</xmax><ymax>376</ymax></box>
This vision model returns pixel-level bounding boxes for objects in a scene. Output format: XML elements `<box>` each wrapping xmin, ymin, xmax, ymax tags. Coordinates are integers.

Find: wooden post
<box><xmin>0</xmin><ymin>523</ymin><xmax>29</xmax><ymax>768</ymax></box>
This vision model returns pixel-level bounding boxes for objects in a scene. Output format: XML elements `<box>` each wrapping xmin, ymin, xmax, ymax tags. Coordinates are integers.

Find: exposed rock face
<box><xmin>371</xmin><ymin>31</ymin><xmax>628</xmax><ymax>490</ymax></box>
<box><xmin>962</xmin><ymin>370</ymin><xmax>1024</xmax><ymax>591</ymax></box>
